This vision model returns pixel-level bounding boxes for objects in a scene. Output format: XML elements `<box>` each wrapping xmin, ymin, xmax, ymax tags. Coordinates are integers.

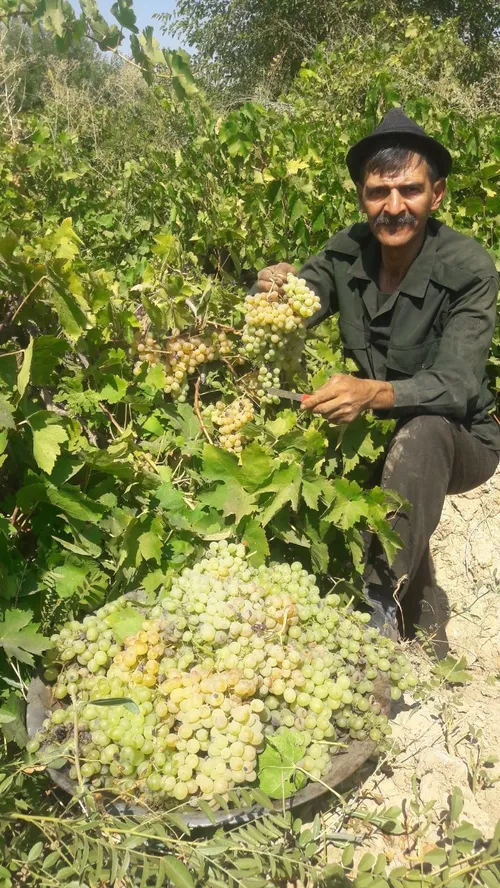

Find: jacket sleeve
<box><xmin>390</xmin><ymin>274</ymin><xmax>498</xmax><ymax>419</ymax></box>
<box><xmin>297</xmin><ymin>250</ymin><xmax>339</xmax><ymax>326</ymax></box>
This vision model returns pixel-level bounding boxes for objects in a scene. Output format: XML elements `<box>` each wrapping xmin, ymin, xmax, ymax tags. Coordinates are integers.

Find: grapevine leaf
<box><xmin>105</xmin><ymin>609</ymin><xmax>144</xmax><ymax>641</ymax></box>
<box><xmin>92</xmin><ymin>698</ymin><xmax>140</xmax><ymax>715</ymax></box>
<box><xmin>30</xmin><ymin>413</ymin><xmax>68</xmax><ymax>475</ymax></box>
<box><xmin>31</xmin><ymin>336</ymin><xmax>69</xmax><ymax>384</ymax></box>
<box><xmin>98</xmin><ymin>375</ymin><xmax>128</xmax><ymax>404</ymax></box>
<box><xmin>302</xmin><ymin>475</ymin><xmax>331</xmax><ymax>510</ymax></box>
<box><xmin>199</xmin><ymin>480</ymin><xmax>257</xmax><ymax>523</ymax></box>
<box><xmin>144</xmin><ymin>364</ymin><xmax>166</xmax><ymax>391</ymax></box>
<box><xmin>43</xmin><ymin>560</ymin><xmax>91</xmax><ymax>599</ymax></box>
<box><xmin>258</xmin><ymin>729</ymin><xmax>307</xmax><ymax>798</ymax></box>
<box><xmin>265</xmin><ymin>410</ymin><xmax>297</xmax><ymax>439</ymax></box>
<box><xmin>240</xmin><ymin>442</ymin><xmax>274</xmax><ymax>489</ymax></box>
<box><xmin>42</xmin><ymin>0</ymin><xmax>66</xmax><ymax>37</ymax></box>
<box><xmin>345</xmin><ymin>527</ymin><xmax>365</xmax><ymax>573</ymax></box>
<box><xmin>0</xmin><ymin>694</ymin><xmax>28</xmax><ymax>747</ymax></box>
<box><xmin>45</xmin><ymin>482</ymin><xmax>106</xmax><ymax>522</ymax></box>
<box><xmin>0</xmin><ymin>609</ymin><xmax>51</xmax><ymax>666</ymax></box>
<box><xmin>0</xmin><ymin>396</ymin><xmax>15</xmax><ymax>430</ymax></box>
<box><xmin>17</xmin><ymin>337</ymin><xmax>33</xmax><ymax>398</ymax></box>
<box><xmin>258</xmin><ymin>465</ymin><xmax>302</xmax><ymax>526</ymax></box>
<box><xmin>310</xmin><ymin>538</ymin><xmax>329</xmax><ymax>573</ymax></box>
<box><xmin>110</xmin><ymin>0</ymin><xmax>139</xmax><ymax>32</ymax></box>
<box><xmin>138</xmin><ymin>530</ymin><xmax>162</xmax><ymax>564</ymax></box>
<box><xmin>238</xmin><ymin>518</ymin><xmax>269</xmax><ymax>566</ymax></box>
<box><xmin>202</xmin><ymin>444</ymin><xmax>241</xmax><ymax>483</ymax></box>
<box><xmin>163</xmin><ymin>857</ymin><xmax>194</xmax><ymax>888</ymax></box>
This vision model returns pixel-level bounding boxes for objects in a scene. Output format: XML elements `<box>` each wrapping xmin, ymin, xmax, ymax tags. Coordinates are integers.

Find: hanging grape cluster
<box><xmin>241</xmin><ymin>275</ymin><xmax>321</xmax><ymax>404</ymax></box>
<box><xmin>209</xmin><ymin>397</ymin><xmax>255</xmax><ymax>454</ymax></box>
<box><xmin>30</xmin><ymin>542</ymin><xmax>414</xmax><ymax>809</ymax></box>
<box><xmin>133</xmin><ymin>331</ymin><xmax>232</xmax><ymax>401</ymax></box>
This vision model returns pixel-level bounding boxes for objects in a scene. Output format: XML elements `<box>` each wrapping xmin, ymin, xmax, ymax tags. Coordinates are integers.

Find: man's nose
<box><xmin>385</xmin><ymin>189</ymin><xmax>404</xmax><ymax>216</ymax></box>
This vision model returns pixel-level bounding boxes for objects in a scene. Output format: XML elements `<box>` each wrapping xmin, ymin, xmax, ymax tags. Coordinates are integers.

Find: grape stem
<box><xmin>194</xmin><ymin>377</ymin><xmax>214</xmax><ymax>444</ymax></box>
<box><xmin>70</xmin><ymin>694</ymin><xmax>87</xmax><ymax>807</ymax></box>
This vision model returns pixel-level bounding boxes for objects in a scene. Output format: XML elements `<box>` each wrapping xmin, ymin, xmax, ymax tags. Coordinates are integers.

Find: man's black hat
<box><xmin>346</xmin><ymin>108</ymin><xmax>453</xmax><ymax>182</ymax></box>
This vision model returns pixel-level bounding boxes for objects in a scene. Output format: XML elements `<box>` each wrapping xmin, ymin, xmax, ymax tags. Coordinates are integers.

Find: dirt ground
<box><xmin>325</xmin><ymin>467</ymin><xmax>500</xmax><ymax>865</ymax></box>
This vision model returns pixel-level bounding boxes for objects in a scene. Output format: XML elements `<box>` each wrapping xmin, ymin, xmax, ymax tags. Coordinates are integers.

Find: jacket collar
<box><xmin>344</xmin><ymin>220</ymin><xmax>439</xmax><ymax>299</ymax></box>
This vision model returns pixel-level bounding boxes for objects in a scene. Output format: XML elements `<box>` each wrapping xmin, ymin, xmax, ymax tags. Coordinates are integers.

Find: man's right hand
<box><xmin>257</xmin><ymin>262</ymin><xmax>297</xmax><ymax>297</ymax></box>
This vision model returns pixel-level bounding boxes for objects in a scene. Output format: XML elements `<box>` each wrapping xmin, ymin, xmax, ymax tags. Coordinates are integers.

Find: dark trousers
<box><xmin>363</xmin><ymin>415</ymin><xmax>499</xmax><ymax>608</ymax></box>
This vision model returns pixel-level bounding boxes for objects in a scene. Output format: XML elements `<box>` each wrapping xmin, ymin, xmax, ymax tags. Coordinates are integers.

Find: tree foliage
<box><xmin>160</xmin><ymin>0</ymin><xmax>500</xmax><ymax>101</ymax></box>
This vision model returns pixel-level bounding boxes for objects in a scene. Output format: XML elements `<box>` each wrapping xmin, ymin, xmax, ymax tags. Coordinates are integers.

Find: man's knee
<box><xmin>383</xmin><ymin>415</ymin><xmax>453</xmax><ymax>480</ymax></box>
<box><xmin>396</xmin><ymin>415</ymin><xmax>451</xmax><ymax>441</ymax></box>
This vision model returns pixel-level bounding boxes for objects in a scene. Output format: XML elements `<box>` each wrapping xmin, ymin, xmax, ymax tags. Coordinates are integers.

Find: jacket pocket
<box><xmin>338</xmin><ymin>319</ymin><xmax>371</xmax><ymax>377</ymax></box>
<box><xmin>386</xmin><ymin>339</ymin><xmax>440</xmax><ymax>377</ymax></box>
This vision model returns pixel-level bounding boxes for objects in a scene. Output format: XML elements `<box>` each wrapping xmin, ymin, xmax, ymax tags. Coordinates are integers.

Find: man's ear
<box><xmin>431</xmin><ymin>177</ymin><xmax>446</xmax><ymax>211</ymax></box>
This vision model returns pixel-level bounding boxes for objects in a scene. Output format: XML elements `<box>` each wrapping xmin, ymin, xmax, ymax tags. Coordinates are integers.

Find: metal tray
<box><xmin>27</xmin><ymin>675</ymin><xmax>391</xmax><ymax>829</ymax></box>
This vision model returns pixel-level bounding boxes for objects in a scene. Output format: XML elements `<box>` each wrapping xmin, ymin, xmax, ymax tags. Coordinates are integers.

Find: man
<box><xmin>256</xmin><ymin>109</ymin><xmax>500</xmax><ymax>636</ymax></box>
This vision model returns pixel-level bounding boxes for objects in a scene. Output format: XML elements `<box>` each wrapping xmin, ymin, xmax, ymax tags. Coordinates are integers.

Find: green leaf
<box><xmin>202</xmin><ymin>443</ymin><xmax>241</xmax><ymax>483</ymax></box>
<box><xmin>162</xmin><ymin>857</ymin><xmax>194</xmax><ymax>888</ymax></box>
<box><xmin>30</xmin><ymin>413</ymin><xmax>68</xmax><ymax>475</ymax></box>
<box><xmin>44</xmin><ymin>559</ymin><xmax>91</xmax><ymax>599</ymax></box>
<box><xmin>145</xmin><ymin>364</ymin><xmax>166</xmax><ymax>391</ymax></box>
<box><xmin>98</xmin><ymin>375</ymin><xmax>128</xmax><ymax>404</ymax></box>
<box><xmin>450</xmin><ymin>821</ymin><xmax>482</xmax><ymax>842</ymax></box>
<box><xmin>42</xmin><ymin>0</ymin><xmax>65</xmax><ymax>36</ymax></box>
<box><xmin>258</xmin><ymin>728</ymin><xmax>307</xmax><ymax>798</ymax></box>
<box><xmin>302</xmin><ymin>475</ymin><xmax>330</xmax><ymax>510</ymax></box>
<box><xmin>240</xmin><ymin>442</ymin><xmax>275</xmax><ymax>489</ymax></box>
<box><xmin>0</xmin><ymin>609</ymin><xmax>51</xmax><ymax>666</ymax></box>
<box><xmin>449</xmin><ymin>786</ymin><xmax>464</xmax><ymax>823</ymax></box>
<box><xmin>358</xmin><ymin>852</ymin><xmax>375</xmax><ymax>872</ymax></box>
<box><xmin>111</xmin><ymin>0</ymin><xmax>139</xmax><ymax>32</ymax></box>
<box><xmin>138</xmin><ymin>530</ymin><xmax>162</xmax><ymax>563</ymax></box>
<box><xmin>31</xmin><ymin>336</ymin><xmax>68</xmax><ymax>384</ymax></box>
<box><xmin>0</xmin><ymin>396</ymin><xmax>15</xmax><ymax>430</ymax></box>
<box><xmin>432</xmin><ymin>655</ymin><xmax>472</xmax><ymax>686</ymax></box>
<box><xmin>92</xmin><ymin>697</ymin><xmax>140</xmax><ymax>715</ymax></box>
<box><xmin>45</xmin><ymin>482</ymin><xmax>106</xmax><ymax>522</ymax></box>
<box><xmin>17</xmin><ymin>337</ymin><xmax>33</xmax><ymax>398</ymax></box>
<box><xmin>199</xmin><ymin>480</ymin><xmax>257</xmax><ymax>523</ymax></box>
<box><xmin>239</xmin><ymin>518</ymin><xmax>269</xmax><ymax>566</ymax></box>
<box><xmin>27</xmin><ymin>842</ymin><xmax>44</xmax><ymax>864</ymax></box>
<box><xmin>423</xmin><ymin>849</ymin><xmax>447</xmax><ymax>865</ymax></box>
<box><xmin>105</xmin><ymin>609</ymin><xmax>144</xmax><ymax>641</ymax></box>
<box><xmin>0</xmin><ymin>694</ymin><xmax>28</xmax><ymax>747</ymax></box>
<box><xmin>265</xmin><ymin>410</ymin><xmax>297</xmax><ymax>439</ymax></box>
<box><xmin>258</xmin><ymin>465</ymin><xmax>302</xmax><ymax>526</ymax></box>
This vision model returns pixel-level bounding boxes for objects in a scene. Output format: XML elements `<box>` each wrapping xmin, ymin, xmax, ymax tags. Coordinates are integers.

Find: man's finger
<box><xmin>306</xmin><ymin>398</ymin><xmax>342</xmax><ymax>416</ymax></box>
<box><xmin>301</xmin><ymin>376</ymin><xmax>344</xmax><ymax>410</ymax></box>
<box><xmin>257</xmin><ymin>280</ymin><xmax>273</xmax><ymax>293</ymax></box>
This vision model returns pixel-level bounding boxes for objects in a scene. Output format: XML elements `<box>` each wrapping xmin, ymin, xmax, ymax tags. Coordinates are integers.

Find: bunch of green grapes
<box><xmin>133</xmin><ymin>330</ymin><xmax>233</xmax><ymax>401</ymax></box>
<box><xmin>30</xmin><ymin>542</ymin><xmax>415</xmax><ymax>808</ymax></box>
<box><xmin>241</xmin><ymin>275</ymin><xmax>321</xmax><ymax>403</ymax></box>
<box><xmin>210</xmin><ymin>397</ymin><xmax>255</xmax><ymax>454</ymax></box>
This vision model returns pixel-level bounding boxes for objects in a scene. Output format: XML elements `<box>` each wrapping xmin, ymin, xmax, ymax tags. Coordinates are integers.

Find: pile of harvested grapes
<box><xmin>29</xmin><ymin>542</ymin><xmax>414</xmax><ymax>807</ymax></box>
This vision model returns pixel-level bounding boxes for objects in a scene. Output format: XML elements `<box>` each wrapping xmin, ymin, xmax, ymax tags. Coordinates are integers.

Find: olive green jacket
<box><xmin>298</xmin><ymin>218</ymin><xmax>500</xmax><ymax>452</ymax></box>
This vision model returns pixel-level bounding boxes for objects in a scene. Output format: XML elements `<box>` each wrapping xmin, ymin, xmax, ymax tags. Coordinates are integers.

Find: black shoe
<box><xmin>364</xmin><ymin>587</ymin><xmax>399</xmax><ymax>641</ymax></box>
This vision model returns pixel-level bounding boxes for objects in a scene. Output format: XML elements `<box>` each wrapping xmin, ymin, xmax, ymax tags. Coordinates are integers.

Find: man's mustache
<box><xmin>375</xmin><ymin>213</ymin><xmax>416</xmax><ymax>228</ymax></box>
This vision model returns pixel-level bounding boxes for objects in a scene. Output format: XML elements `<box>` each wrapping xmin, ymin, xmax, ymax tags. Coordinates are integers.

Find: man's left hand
<box><xmin>301</xmin><ymin>374</ymin><xmax>394</xmax><ymax>424</ymax></box>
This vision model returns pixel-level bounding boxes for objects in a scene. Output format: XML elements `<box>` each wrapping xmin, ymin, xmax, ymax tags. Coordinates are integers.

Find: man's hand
<box><xmin>301</xmin><ymin>374</ymin><xmax>395</xmax><ymax>424</ymax></box>
<box><xmin>257</xmin><ymin>262</ymin><xmax>297</xmax><ymax>297</ymax></box>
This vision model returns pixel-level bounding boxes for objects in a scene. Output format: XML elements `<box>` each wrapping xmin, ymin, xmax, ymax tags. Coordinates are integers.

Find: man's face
<box><xmin>357</xmin><ymin>154</ymin><xmax>446</xmax><ymax>248</ymax></box>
